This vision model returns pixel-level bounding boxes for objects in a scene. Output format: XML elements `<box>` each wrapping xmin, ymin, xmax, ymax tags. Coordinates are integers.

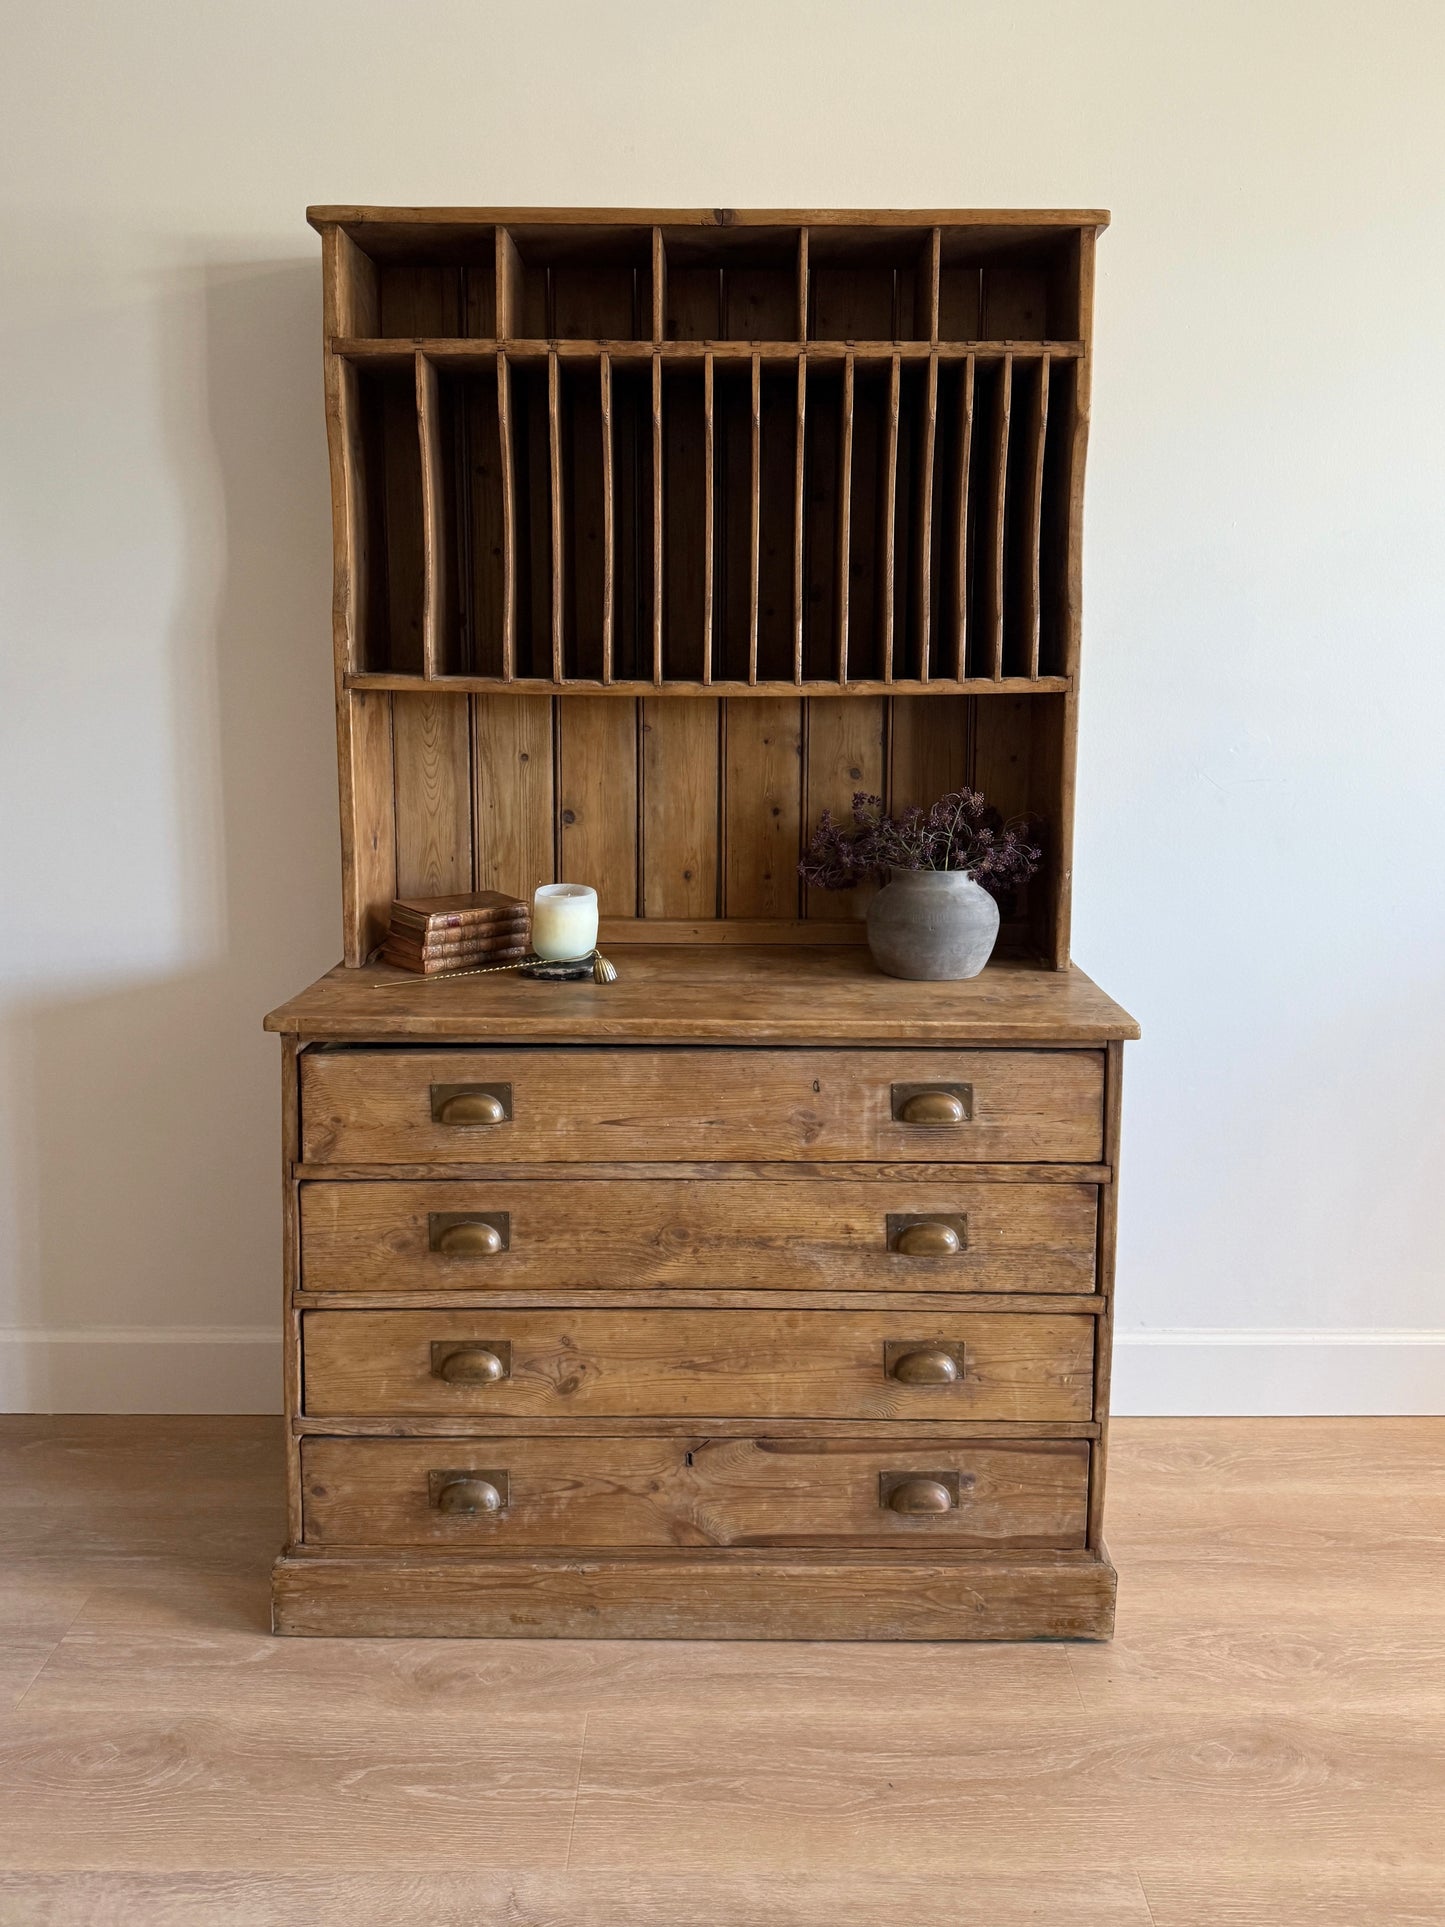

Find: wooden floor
<box><xmin>0</xmin><ymin>1419</ymin><xmax>1441</xmax><ymax>1925</ymax></box>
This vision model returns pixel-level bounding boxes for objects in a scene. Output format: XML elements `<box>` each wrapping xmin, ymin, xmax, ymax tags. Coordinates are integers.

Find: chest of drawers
<box><xmin>265</xmin><ymin>947</ymin><xmax>1136</xmax><ymax>1640</ymax></box>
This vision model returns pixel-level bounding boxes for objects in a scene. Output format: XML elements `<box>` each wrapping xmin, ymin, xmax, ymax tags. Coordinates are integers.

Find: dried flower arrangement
<box><xmin>798</xmin><ymin>789</ymin><xmax>1043</xmax><ymax>896</ymax></box>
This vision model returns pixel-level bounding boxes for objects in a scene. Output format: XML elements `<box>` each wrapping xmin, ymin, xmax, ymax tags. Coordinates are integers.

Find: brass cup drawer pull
<box><xmin>884</xmin><ymin>1341</ymin><xmax>966</xmax><ymax>1386</ymax></box>
<box><xmin>888</xmin><ymin>1214</ymin><xmax>967</xmax><ymax>1258</ymax></box>
<box><xmin>429</xmin><ymin>1212</ymin><xmax>510</xmax><ymax>1257</ymax></box>
<box><xmin>431</xmin><ymin>1340</ymin><xmax>512</xmax><ymax>1385</ymax></box>
<box><xmin>891</xmin><ymin>1083</ymin><xmax>973</xmax><ymax>1127</ymax></box>
<box><xmin>429</xmin><ymin>1470</ymin><xmax>510</xmax><ymax>1514</ymax></box>
<box><xmin>430</xmin><ymin>1083</ymin><xmax>513</xmax><ymax>1127</ymax></box>
<box><xmin>880</xmin><ymin>1471</ymin><xmax>962</xmax><ymax>1514</ymax></box>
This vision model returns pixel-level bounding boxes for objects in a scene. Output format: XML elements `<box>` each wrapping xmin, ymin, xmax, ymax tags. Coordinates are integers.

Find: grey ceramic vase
<box><xmin>865</xmin><ymin>869</ymin><xmax>1001</xmax><ymax>980</ymax></box>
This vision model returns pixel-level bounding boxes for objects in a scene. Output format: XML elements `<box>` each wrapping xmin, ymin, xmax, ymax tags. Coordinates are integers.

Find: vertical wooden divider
<box><xmin>952</xmin><ymin>356</ymin><xmax>975</xmax><ymax>679</ymax></box>
<box><xmin>748</xmin><ymin>353</ymin><xmax>762</xmax><ymax>684</ymax></box>
<box><xmin>557</xmin><ymin>697</ymin><xmax>638</xmax><ymax>914</ymax></box>
<box><xmin>880</xmin><ymin>354</ymin><xmax>901</xmax><ymax>681</ymax></box>
<box><xmin>796</xmin><ymin>228</ymin><xmax>810</xmax><ymax>338</ymax></box>
<box><xmin>651</xmin><ymin>353</ymin><xmax>664</xmax><ymax>683</ymax></box>
<box><xmin>472</xmin><ymin>694</ymin><xmax>554</xmax><ymax>897</ymax></box>
<box><xmin>495</xmin><ymin>229</ymin><xmax>523</xmax><ymax>339</ymax></box>
<box><xmin>702</xmin><ymin>352</ymin><xmax>715</xmax><ymax>684</ymax></box>
<box><xmin>836</xmin><ymin>353</ymin><xmax>855</xmax><ymax>682</ymax></box>
<box><xmin>792</xmin><ymin>356</ymin><xmax>807</xmax><ymax>682</ymax></box>
<box><xmin>600</xmin><ymin>353</ymin><xmax>615</xmax><ymax>684</ymax></box>
<box><xmin>496</xmin><ymin>352</ymin><xmax>517</xmax><ymax>681</ymax></box>
<box><xmin>916</xmin><ymin>353</ymin><xmax>939</xmax><ymax>680</ymax></box>
<box><xmin>987</xmin><ymin>354</ymin><xmax>1013</xmax><ymax>679</ymax></box>
<box><xmin>415</xmin><ymin>353</ymin><xmax>445</xmax><ymax>679</ymax></box>
<box><xmin>547</xmin><ymin>349</ymin><xmax>565</xmax><ymax>681</ymax></box>
<box><xmin>925</xmin><ymin>227</ymin><xmax>942</xmax><ymax>342</ymax></box>
<box><xmin>1022</xmin><ymin>354</ymin><xmax>1051</xmax><ymax>678</ymax></box>
<box><xmin>651</xmin><ymin>228</ymin><xmax>666</xmax><ymax>342</ymax></box>
<box><xmin>1064</xmin><ymin>232</ymin><xmax>1096</xmax><ymax>684</ymax></box>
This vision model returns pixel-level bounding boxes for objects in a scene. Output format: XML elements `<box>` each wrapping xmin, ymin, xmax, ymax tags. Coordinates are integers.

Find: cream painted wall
<box><xmin>2</xmin><ymin>1</ymin><xmax>1443</xmax><ymax>1413</ymax></box>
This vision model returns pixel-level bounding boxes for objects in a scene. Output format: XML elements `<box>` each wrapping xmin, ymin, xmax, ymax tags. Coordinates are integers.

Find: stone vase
<box><xmin>864</xmin><ymin>869</ymin><xmax>1000</xmax><ymax>981</ymax></box>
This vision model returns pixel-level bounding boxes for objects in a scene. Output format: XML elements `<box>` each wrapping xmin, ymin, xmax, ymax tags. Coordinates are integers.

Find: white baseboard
<box><xmin>0</xmin><ymin>1328</ymin><xmax>282</xmax><ymax>1414</ymax></box>
<box><xmin>0</xmin><ymin>1327</ymin><xmax>1441</xmax><ymax>1417</ymax></box>
<box><xmin>1113</xmin><ymin>1329</ymin><xmax>1445</xmax><ymax>1416</ymax></box>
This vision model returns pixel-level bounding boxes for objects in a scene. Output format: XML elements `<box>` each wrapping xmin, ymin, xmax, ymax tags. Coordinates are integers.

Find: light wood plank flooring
<box><xmin>0</xmin><ymin>1416</ymin><xmax>1441</xmax><ymax>1925</ymax></box>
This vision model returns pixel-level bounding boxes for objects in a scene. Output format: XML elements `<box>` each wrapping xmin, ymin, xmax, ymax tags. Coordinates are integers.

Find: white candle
<box><xmin>532</xmin><ymin>883</ymin><xmax>598</xmax><ymax>961</ymax></box>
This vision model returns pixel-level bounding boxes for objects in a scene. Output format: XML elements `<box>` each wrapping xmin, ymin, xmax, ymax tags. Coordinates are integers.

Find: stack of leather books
<box><xmin>379</xmin><ymin>892</ymin><xmax>531</xmax><ymax>975</ymax></box>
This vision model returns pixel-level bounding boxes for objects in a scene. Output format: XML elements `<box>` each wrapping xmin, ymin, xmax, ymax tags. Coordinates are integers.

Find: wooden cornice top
<box><xmin>265</xmin><ymin>948</ymin><xmax>1139</xmax><ymax>1045</ymax></box>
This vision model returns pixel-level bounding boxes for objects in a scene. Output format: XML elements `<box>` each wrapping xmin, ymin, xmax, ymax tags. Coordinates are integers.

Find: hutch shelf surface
<box><xmin>269</xmin><ymin>207</ymin><xmax>1136</xmax><ymax>1640</ymax></box>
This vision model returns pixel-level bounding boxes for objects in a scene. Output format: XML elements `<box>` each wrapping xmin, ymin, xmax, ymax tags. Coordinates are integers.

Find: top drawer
<box><xmin>299</xmin><ymin>1047</ymin><xmax>1104</xmax><ymax>1166</ymax></box>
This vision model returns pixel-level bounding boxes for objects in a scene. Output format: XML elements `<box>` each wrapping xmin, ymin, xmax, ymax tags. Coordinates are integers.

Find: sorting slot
<box><xmin>604</xmin><ymin>361</ymin><xmax>657</xmax><ymax>682</ymax></box>
<box><xmin>507</xmin><ymin>359</ymin><xmax>555</xmax><ymax>678</ymax></box>
<box><xmin>352</xmin><ymin>363</ymin><xmax>426</xmax><ymax>672</ymax></box>
<box><xmin>430</xmin><ymin>363</ymin><xmax>506</xmax><ymax>676</ymax></box>
<box><xmin>799</xmin><ymin>364</ymin><xmax>844</xmax><ymax>680</ymax></box>
<box><xmin>500</xmin><ymin>224</ymin><xmax>653</xmax><ymax>339</ymax></box>
<box><xmin>370</xmin><ymin>228</ymin><xmax>497</xmax><ymax>339</ymax></box>
<box><xmin>661</xmin><ymin>363</ymin><xmax>710</xmax><ymax>679</ymax></box>
<box><xmin>806</xmin><ymin>227</ymin><xmax>937</xmax><ymax>341</ymax></box>
<box><xmin>662</xmin><ymin>227</ymin><xmax>802</xmax><ymax>340</ymax></box>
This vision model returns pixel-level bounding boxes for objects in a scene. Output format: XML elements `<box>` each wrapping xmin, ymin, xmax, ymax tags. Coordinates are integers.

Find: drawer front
<box><xmin>299</xmin><ymin>1047</ymin><xmax>1104</xmax><ymax>1166</ymax></box>
<box><xmin>301</xmin><ymin>1435</ymin><xmax>1090</xmax><ymax>1551</ymax></box>
<box><xmin>299</xmin><ymin>1179</ymin><xmax>1099</xmax><ymax>1296</ymax></box>
<box><xmin>302</xmin><ymin>1308</ymin><xmax>1095</xmax><ymax>1421</ymax></box>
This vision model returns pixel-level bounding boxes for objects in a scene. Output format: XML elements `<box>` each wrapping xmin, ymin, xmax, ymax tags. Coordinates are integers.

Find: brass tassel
<box><xmin>592</xmin><ymin>951</ymin><xmax>618</xmax><ymax>984</ymax></box>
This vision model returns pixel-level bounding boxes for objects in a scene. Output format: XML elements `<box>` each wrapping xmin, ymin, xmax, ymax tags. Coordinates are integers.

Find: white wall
<box><xmin>2</xmin><ymin>0</ymin><xmax>1442</xmax><ymax>1414</ymax></box>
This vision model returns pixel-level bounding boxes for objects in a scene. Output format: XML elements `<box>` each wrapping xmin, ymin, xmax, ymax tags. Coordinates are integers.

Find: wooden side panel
<box><xmin>641</xmin><ymin>698</ymin><xmax>720</xmax><ymax>917</ymax></box>
<box><xmin>557</xmin><ymin>695</ymin><xmax>639</xmax><ymax>914</ymax></box>
<box><xmin>338</xmin><ymin>689</ymin><xmax>396</xmax><ymax>964</ymax></box>
<box><xmin>804</xmin><ymin>696</ymin><xmax>885</xmax><ymax>922</ymax></box>
<box><xmin>471</xmin><ymin>693</ymin><xmax>555</xmax><ymax>899</ymax></box>
<box><xmin>723</xmin><ymin>698</ymin><xmax>803</xmax><ymax>918</ymax></box>
<box><xmin>392</xmin><ymin>691</ymin><xmax>471</xmax><ymax>896</ymax></box>
<box><xmin>301</xmin><ymin>1434</ymin><xmax>1091</xmax><ymax>1551</ymax></box>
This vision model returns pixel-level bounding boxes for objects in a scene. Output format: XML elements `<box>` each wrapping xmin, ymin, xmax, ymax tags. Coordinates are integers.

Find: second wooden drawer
<box><xmin>302</xmin><ymin>1308</ymin><xmax>1095</xmax><ymax>1420</ymax></box>
<box><xmin>299</xmin><ymin>1179</ymin><xmax>1099</xmax><ymax>1295</ymax></box>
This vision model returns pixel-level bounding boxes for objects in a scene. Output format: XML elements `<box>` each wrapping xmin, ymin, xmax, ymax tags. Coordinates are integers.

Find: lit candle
<box><xmin>531</xmin><ymin>883</ymin><xmax>598</xmax><ymax>961</ymax></box>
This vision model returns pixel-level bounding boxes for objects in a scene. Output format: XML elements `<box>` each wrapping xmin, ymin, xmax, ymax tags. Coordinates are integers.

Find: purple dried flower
<box><xmin>798</xmin><ymin>786</ymin><xmax>1042</xmax><ymax>898</ymax></box>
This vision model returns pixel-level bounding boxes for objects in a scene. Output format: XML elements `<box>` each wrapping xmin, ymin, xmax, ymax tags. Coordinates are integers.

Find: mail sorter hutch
<box><xmin>265</xmin><ymin>205</ymin><xmax>1138</xmax><ymax>1639</ymax></box>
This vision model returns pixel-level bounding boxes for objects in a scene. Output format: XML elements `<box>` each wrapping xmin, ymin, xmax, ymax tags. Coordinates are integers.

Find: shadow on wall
<box><xmin>4</xmin><ymin>255</ymin><xmax>339</xmax><ymax>1410</ymax></box>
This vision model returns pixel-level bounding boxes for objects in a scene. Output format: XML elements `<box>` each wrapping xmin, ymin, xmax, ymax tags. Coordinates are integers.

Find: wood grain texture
<box><xmin>803</xmin><ymin>696</ymin><xmax>885</xmax><ymax>921</ymax></box>
<box><xmin>297</xmin><ymin>1045</ymin><xmax>1105</xmax><ymax>1165</ymax></box>
<box><xmin>297</xmin><ymin>1176</ymin><xmax>1100</xmax><ymax>1296</ymax></box>
<box><xmin>556</xmin><ymin>695</ymin><xmax>638</xmax><ymax>914</ymax></box>
<box><xmin>6</xmin><ymin>1414</ymin><xmax>1444</xmax><ymax>1915</ymax></box>
<box><xmin>391</xmin><ymin>691</ymin><xmax>470</xmax><ymax>895</ymax></box>
<box><xmin>640</xmin><ymin>698</ymin><xmax>719</xmax><ymax>916</ymax></box>
<box><xmin>266</xmin><ymin>948</ymin><xmax>1140</xmax><ymax>1043</ymax></box>
<box><xmin>302</xmin><ymin>1308</ymin><xmax>1095</xmax><ymax>1420</ymax></box>
<box><xmin>470</xmin><ymin>691</ymin><xmax>554</xmax><ymax>898</ymax></box>
<box><xmin>722</xmin><ymin>699</ymin><xmax>803</xmax><ymax>917</ymax></box>
<box><xmin>299</xmin><ymin>1435</ymin><xmax>1091</xmax><ymax>1551</ymax></box>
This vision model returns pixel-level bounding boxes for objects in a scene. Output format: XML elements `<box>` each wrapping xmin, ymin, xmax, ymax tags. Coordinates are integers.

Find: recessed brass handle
<box><xmin>431</xmin><ymin>1341</ymin><xmax>511</xmax><ymax>1384</ymax></box>
<box><xmin>429</xmin><ymin>1469</ymin><xmax>510</xmax><ymax>1514</ymax></box>
<box><xmin>435</xmin><ymin>1221</ymin><xmax>503</xmax><ymax>1257</ymax></box>
<box><xmin>896</xmin><ymin>1088</ymin><xmax>968</xmax><ymax>1126</ymax></box>
<box><xmin>428</xmin><ymin>1212</ymin><xmax>510</xmax><ymax>1256</ymax></box>
<box><xmin>894</xmin><ymin>1220</ymin><xmax>962</xmax><ymax>1258</ymax></box>
<box><xmin>885</xmin><ymin>1344</ymin><xmax>964</xmax><ymax>1386</ymax></box>
<box><xmin>880</xmin><ymin>1472</ymin><xmax>960</xmax><ymax>1514</ymax></box>
<box><xmin>431</xmin><ymin>1083</ymin><xmax>512</xmax><ymax>1126</ymax></box>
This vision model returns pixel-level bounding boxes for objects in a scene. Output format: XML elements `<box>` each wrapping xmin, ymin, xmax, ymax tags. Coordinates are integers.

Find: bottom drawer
<box><xmin>301</xmin><ymin>1435</ymin><xmax>1090</xmax><ymax>1552</ymax></box>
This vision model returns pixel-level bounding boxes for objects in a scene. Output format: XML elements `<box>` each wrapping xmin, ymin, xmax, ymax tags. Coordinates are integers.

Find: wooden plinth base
<box><xmin>272</xmin><ymin>1548</ymin><xmax>1117</xmax><ymax>1641</ymax></box>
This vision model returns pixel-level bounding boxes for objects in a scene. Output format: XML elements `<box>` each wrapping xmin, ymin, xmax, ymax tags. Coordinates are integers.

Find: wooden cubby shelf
<box><xmin>314</xmin><ymin>208</ymin><xmax>1103</xmax><ymax>966</ymax></box>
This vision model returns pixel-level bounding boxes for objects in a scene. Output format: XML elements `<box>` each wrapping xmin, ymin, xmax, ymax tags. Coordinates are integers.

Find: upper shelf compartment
<box><xmin>316</xmin><ymin>208</ymin><xmax>1103</xmax><ymax>347</ymax></box>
